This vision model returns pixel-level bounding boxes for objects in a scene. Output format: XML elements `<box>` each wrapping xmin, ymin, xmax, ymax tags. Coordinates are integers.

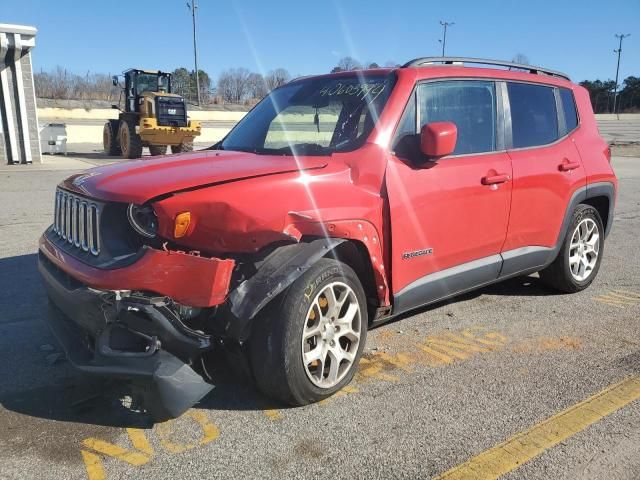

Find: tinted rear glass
<box><xmin>560</xmin><ymin>88</ymin><xmax>578</xmax><ymax>132</ymax></box>
<box><xmin>508</xmin><ymin>83</ymin><xmax>559</xmax><ymax>148</ymax></box>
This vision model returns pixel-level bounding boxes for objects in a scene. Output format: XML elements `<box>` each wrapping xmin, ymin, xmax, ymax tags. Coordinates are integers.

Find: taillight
<box><xmin>604</xmin><ymin>145</ymin><xmax>611</xmax><ymax>163</ymax></box>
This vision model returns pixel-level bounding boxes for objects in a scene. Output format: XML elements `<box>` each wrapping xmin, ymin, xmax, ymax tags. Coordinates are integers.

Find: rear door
<box><xmin>501</xmin><ymin>81</ymin><xmax>586</xmax><ymax>276</ymax></box>
<box><xmin>386</xmin><ymin>79</ymin><xmax>512</xmax><ymax>312</ymax></box>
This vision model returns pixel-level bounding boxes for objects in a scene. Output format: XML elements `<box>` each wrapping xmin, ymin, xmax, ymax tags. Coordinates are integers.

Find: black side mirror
<box><xmin>112</xmin><ymin>75</ymin><xmax>118</xmax><ymax>86</ymax></box>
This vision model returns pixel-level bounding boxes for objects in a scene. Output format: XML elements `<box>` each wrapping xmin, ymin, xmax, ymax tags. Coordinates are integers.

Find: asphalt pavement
<box><xmin>0</xmin><ymin>157</ymin><xmax>638</xmax><ymax>480</ymax></box>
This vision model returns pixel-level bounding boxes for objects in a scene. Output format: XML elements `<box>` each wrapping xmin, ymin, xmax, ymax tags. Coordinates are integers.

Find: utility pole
<box><xmin>613</xmin><ymin>33</ymin><xmax>630</xmax><ymax>118</ymax></box>
<box><xmin>439</xmin><ymin>21</ymin><xmax>454</xmax><ymax>57</ymax></box>
<box><xmin>187</xmin><ymin>1</ymin><xmax>201</xmax><ymax>106</ymax></box>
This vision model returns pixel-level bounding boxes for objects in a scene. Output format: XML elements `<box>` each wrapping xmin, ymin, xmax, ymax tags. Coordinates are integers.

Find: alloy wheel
<box><xmin>569</xmin><ymin>218</ymin><xmax>600</xmax><ymax>281</ymax></box>
<box><xmin>301</xmin><ymin>281</ymin><xmax>362</xmax><ymax>388</ymax></box>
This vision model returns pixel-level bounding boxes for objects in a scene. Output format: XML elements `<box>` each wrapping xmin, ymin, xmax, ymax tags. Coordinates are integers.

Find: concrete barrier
<box><xmin>37</xmin><ymin>108</ymin><xmax>249</xmax><ymax>144</ymax></box>
<box><xmin>595</xmin><ymin>113</ymin><xmax>640</xmax><ymax>121</ymax></box>
<box><xmin>37</xmin><ymin>108</ymin><xmax>640</xmax><ymax>146</ymax></box>
<box><xmin>596</xmin><ymin>114</ymin><xmax>640</xmax><ymax>144</ymax></box>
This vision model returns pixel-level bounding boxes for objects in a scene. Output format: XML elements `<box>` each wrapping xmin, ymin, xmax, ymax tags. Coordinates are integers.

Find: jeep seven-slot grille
<box><xmin>52</xmin><ymin>189</ymin><xmax>101</xmax><ymax>256</ymax></box>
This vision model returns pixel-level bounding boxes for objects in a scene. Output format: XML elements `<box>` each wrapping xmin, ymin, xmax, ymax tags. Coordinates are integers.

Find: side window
<box><xmin>507</xmin><ymin>82</ymin><xmax>559</xmax><ymax>148</ymax></box>
<box><xmin>559</xmin><ymin>88</ymin><xmax>578</xmax><ymax>132</ymax></box>
<box><xmin>418</xmin><ymin>80</ymin><xmax>496</xmax><ymax>155</ymax></box>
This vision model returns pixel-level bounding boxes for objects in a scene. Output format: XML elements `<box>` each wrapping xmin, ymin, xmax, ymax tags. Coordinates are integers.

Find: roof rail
<box><xmin>402</xmin><ymin>57</ymin><xmax>570</xmax><ymax>81</ymax></box>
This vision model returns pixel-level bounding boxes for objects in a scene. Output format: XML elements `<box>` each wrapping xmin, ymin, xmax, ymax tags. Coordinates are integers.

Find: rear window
<box><xmin>560</xmin><ymin>88</ymin><xmax>578</xmax><ymax>132</ymax></box>
<box><xmin>508</xmin><ymin>83</ymin><xmax>559</xmax><ymax>149</ymax></box>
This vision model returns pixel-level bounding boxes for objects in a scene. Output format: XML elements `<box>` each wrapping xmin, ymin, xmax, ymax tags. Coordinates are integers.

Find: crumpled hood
<box><xmin>60</xmin><ymin>150</ymin><xmax>327</xmax><ymax>204</ymax></box>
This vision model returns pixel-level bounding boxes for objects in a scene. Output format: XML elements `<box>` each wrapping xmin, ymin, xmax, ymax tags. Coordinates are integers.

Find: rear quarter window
<box><xmin>559</xmin><ymin>88</ymin><xmax>579</xmax><ymax>132</ymax></box>
<box><xmin>507</xmin><ymin>82</ymin><xmax>559</xmax><ymax>149</ymax></box>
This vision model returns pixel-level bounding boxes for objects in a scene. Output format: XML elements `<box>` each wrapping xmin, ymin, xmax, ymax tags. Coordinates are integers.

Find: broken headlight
<box><xmin>127</xmin><ymin>204</ymin><xmax>158</xmax><ymax>238</ymax></box>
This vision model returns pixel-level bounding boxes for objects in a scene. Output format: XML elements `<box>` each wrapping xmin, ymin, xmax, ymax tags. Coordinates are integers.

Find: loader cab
<box><xmin>122</xmin><ymin>69</ymin><xmax>172</xmax><ymax>113</ymax></box>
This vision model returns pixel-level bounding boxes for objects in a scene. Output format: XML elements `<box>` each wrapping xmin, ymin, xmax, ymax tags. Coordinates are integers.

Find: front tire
<box><xmin>119</xmin><ymin>120</ymin><xmax>143</xmax><ymax>159</ymax></box>
<box><xmin>171</xmin><ymin>141</ymin><xmax>193</xmax><ymax>154</ymax></box>
<box><xmin>148</xmin><ymin>145</ymin><xmax>167</xmax><ymax>156</ymax></box>
<box><xmin>250</xmin><ymin>258</ymin><xmax>368</xmax><ymax>405</ymax></box>
<box><xmin>540</xmin><ymin>204</ymin><xmax>604</xmax><ymax>293</ymax></box>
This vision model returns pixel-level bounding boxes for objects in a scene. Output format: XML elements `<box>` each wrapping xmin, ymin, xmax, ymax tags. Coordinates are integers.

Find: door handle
<box><xmin>482</xmin><ymin>173</ymin><xmax>510</xmax><ymax>185</ymax></box>
<box><xmin>559</xmin><ymin>161</ymin><xmax>581</xmax><ymax>171</ymax></box>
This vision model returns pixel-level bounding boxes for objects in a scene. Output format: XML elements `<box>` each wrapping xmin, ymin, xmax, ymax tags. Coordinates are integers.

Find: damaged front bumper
<box><xmin>37</xmin><ymin>237</ymin><xmax>235</xmax><ymax>420</ymax></box>
<box><xmin>39</xmin><ymin>232</ymin><xmax>235</xmax><ymax>308</ymax></box>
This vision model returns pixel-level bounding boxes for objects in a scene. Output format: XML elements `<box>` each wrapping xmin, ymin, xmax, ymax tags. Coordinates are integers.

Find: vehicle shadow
<box><xmin>0</xmin><ymin>253</ymin><xmax>560</xmax><ymax>427</ymax></box>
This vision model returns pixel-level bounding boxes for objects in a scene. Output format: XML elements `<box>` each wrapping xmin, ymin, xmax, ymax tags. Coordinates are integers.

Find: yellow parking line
<box><xmin>81</xmin><ymin>450</ymin><xmax>106</xmax><ymax>480</ymax></box>
<box><xmin>612</xmin><ymin>289</ymin><xmax>640</xmax><ymax>299</ymax></box>
<box><xmin>263</xmin><ymin>409</ymin><xmax>282</xmax><ymax>421</ymax></box>
<box><xmin>81</xmin><ymin>428</ymin><xmax>153</xmax><ymax>467</ymax></box>
<box><xmin>434</xmin><ymin>375</ymin><xmax>640</xmax><ymax>480</ymax></box>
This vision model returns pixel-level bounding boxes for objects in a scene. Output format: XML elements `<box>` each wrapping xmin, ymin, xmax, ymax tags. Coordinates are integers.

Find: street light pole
<box><xmin>613</xmin><ymin>33</ymin><xmax>630</xmax><ymax>118</ymax></box>
<box><xmin>187</xmin><ymin>1</ymin><xmax>201</xmax><ymax>106</ymax></box>
<box><xmin>439</xmin><ymin>21</ymin><xmax>454</xmax><ymax>57</ymax></box>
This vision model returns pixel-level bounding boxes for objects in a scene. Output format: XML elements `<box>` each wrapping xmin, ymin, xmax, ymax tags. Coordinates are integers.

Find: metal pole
<box><xmin>613</xmin><ymin>33</ymin><xmax>630</xmax><ymax>119</ymax></box>
<box><xmin>189</xmin><ymin>1</ymin><xmax>201</xmax><ymax>106</ymax></box>
<box><xmin>439</xmin><ymin>21</ymin><xmax>454</xmax><ymax>57</ymax></box>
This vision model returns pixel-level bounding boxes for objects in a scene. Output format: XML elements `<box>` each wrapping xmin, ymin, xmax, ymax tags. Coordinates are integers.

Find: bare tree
<box><xmin>265</xmin><ymin>68</ymin><xmax>291</xmax><ymax>91</ymax></box>
<box><xmin>49</xmin><ymin>67</ymin><xmax>71</xmax><ymax>99</ymax></box>
<box><xmin>216</xmin><ymin>68</ymin><xmax>252</xmax><ymax>103</ymax></box>
<box><xmin>511</xmin><ymin>53</ymin><xmax>530</xmax><ymax>65</ymax></box>
<box><xmin>216</xmin><ymin>71</ymin><xmax>235</xmax><ymax>103</ymax></box>
<box><xmin>332</xmin><ymin>56</ymin><xmax>362</xmax><ymax>73</ymax></box>
<box><xmin>247</xmin><ymin>72</ymin><xmax>268</xmax><ymax>100</ymax></box>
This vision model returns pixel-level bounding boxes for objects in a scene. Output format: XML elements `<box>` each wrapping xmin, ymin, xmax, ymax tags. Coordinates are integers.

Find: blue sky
<box><xmin>4</xmin><ymin>0</ymin><xmax>638</xmax><ymax>83</ymax></box>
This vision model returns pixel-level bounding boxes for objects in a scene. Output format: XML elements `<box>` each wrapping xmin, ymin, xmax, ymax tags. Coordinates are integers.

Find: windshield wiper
<box><xmin>214</xmin><ymin>144</ymin><xmax>330</xmax><ymax>156</ymax></box>
<box><xmin>269</xmin><ymin>143</ymin><xmax>330</xmax><ymax>156</ymax></box>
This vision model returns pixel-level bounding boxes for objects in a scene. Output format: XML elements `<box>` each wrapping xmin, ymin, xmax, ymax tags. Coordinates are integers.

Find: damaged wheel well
<box><xmin>225</xmin><ymin>237</ymin><xmax>381</xmax><ymax>340</ymax></box>
<box><xmin>323</xmin><ymin>239</ymin><xmax>379</xmax><ymax>322</ymax></box>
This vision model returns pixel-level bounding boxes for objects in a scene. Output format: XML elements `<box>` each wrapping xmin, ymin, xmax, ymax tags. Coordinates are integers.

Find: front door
<box><xmin>386</xmin><ymin>80</ymin><xmax>512</xmax><ymax>312</ymax></box>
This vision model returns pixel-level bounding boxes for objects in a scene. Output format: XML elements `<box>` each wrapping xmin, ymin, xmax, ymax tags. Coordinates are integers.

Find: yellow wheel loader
<box><xmin>104</xmin><ymin>69</ymin><xmax>201</xmax><ymax>159</ymax></box>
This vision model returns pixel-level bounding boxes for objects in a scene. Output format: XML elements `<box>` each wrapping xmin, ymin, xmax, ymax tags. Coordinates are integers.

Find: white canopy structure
<box><xmin>0</xmin><ymin>24</ymin><xmax>40</xmax><ymax>164</ymax></box>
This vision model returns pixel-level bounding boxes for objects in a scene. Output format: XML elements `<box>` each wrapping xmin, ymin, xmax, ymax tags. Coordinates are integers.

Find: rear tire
<box><xmin>103</xmin><ymin>120</ymin><xmax>121</xmax><ymax>156</ymax></box>
<box><xmin>148</xmin><ymin>145</ymin><xmax>167</xmax><ymax>156</ymax></box>
<box><xmin>539</xmin><ymin>204</ymin><xmax>604</xmax><ymax>293</ymax></box>
<box><xmin>250</xmin><ymin>258</ymin><xmax>368</xmax><ymax>406</ymax></box>
<box><xmin>119</xmin><ymin>120</ymin><xmax>143</xmax><ymax>159</ymax></box>
<box><xmin>171</xmin><ymin>141</ymin><xmax>193</xmax><ymax>154</ymax></box>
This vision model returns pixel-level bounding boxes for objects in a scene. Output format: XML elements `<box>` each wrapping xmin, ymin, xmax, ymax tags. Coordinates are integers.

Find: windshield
<box><xmin>137</xmin><ymin>73</ymin><xmax>170</xmax><ymax>94</ymax></box>
<box><xmin>219</xmin><ymin>73</ymin><xmax>395</xmax><ymax>156</ymax></box>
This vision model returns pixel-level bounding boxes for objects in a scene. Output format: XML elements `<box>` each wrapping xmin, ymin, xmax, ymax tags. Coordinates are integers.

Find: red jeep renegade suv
<box><xmin>39</xmin><ymin>57</ymin><xmax>617</xmax><ymax>419</ymax></box>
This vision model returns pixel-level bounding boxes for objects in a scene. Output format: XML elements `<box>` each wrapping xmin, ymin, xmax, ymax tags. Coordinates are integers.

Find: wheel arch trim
<box><xmin>584</xmin><ymin>182</ymin><xmax>615</xmax><ymax>238</ymax></box>
<box><xmin>543</xmin><ymin>181</ymin><xmax>614</xmax><ymax>270</ymax></box>
<box><xmin>228</xmin><ymin>238</ymin><xmax>346</xmax><ymax>330</ymax></box>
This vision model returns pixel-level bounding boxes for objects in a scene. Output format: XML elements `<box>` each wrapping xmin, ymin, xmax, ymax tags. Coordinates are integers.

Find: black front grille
<box><xmin>53</xmin><ymin>188</ymin><xmax>101</xmax><ymax>256</ymax></box>
<box><xmin>49</xmin><ymin>189</ymin><xmax>145</xmax><ymax>269</ymax></box>
<box><xmin>156</xmin><ymin>97</ymin><xmax>188</xmax><ymax>127</ymax></box>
